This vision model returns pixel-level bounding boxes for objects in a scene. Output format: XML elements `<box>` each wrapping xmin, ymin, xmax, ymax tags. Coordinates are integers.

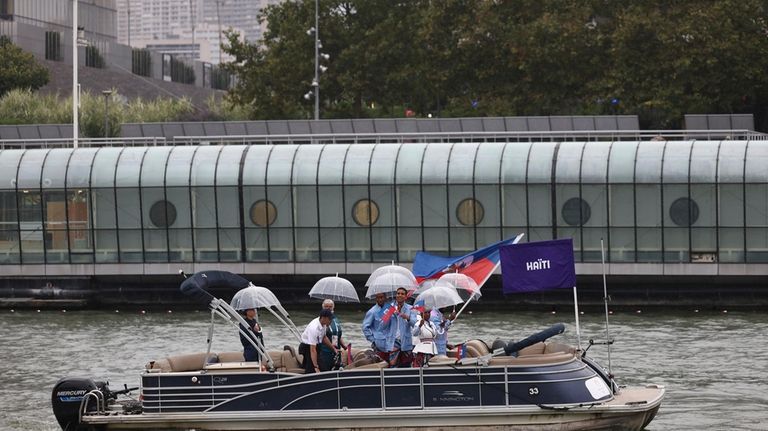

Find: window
<box><xmin>456</xmin><ymin>198</ymin><xmax>484</xmax><ymax>226</ymax></box>
<box><xmin>352</xmin><ymin>199</ymin><xmax>379</xmax><ymax>226</ymax></box>
<box><xmin>149</xmin><ymin>200</ymin><xmax>177</xmax><ymax>227</ymax></box>
<box><xmin>669</xmin><ymin>198</ymin><xmax>699</xmax><ymax>227</ymax></box>
<box><xmin>250</xmin><ymin>200</ymin><xmax>277</xmax><ymax>227</ymax></box>
<box><xmin>562</xmin><ymin>197</ymin><xmax>591</xmax><ymax>226</ymax></box>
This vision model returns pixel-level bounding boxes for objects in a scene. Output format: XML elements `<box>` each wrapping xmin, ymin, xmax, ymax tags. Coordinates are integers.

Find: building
<box><xmin>0</xmin><ymin>118</ymin><xmax>766</xmax><ymax>305</ymax></box>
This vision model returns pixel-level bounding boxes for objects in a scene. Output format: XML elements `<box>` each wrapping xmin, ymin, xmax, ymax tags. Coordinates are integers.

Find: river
<box><xmin>1</xmin><ymin>306</ymin><xmax>766</xmax><ymax>430</ymax></box>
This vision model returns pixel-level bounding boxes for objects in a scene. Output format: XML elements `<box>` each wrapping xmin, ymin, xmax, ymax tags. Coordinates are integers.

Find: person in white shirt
<box><xmin>299</xmin><ymin>309</ymin><xmax>336</xmax><ymax>374</ymax></box>
<box><xmin>412</xmin><ymin>309</ymin><xmax>439</xmax><ymax>367</ymax></box>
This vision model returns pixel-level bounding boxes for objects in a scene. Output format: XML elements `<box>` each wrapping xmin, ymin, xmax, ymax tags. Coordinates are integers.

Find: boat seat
<box><xmin>281</xmin><ymin>345</ymin><xmax>304</xmax><ymax>373</ymax></box>
<box><xmin>166</xmin><ymin>352</ymin><xmax>218</xmax><ymax>372</ymax></box>
<box><xmin>217</xmin><ymin>351</ymin><xmax>245</xmax><ymax>362</ymax></box>
<box><xmin>345</xmin><ymin>350</ymin><xmax>382</xmax><ymax>369</ymax></box>
<box><xmin>517</xmin><ymin>342</ymin><xmax>546</xmax><ymax>356</ymax></box>
<box><xmin>465</xmin><ymin>339</ymin><xmax>491</xmax><ymax>356</ymax></box>
<box><xmin>352</xmin><ymin>361</ymin><xmax>388</xmax><ymax>370</ymax></box>
<box><xmin>543</xmin><ymin>342</ymin><xmax>577</xmax><ymax>355</ymax></box>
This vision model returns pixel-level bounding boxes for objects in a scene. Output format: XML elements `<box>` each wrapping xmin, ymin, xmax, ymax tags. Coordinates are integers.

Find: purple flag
<box><xmin>500</xmin><ymin>239</ymin><xmax>576</xmax><ymax>294</ymax></box>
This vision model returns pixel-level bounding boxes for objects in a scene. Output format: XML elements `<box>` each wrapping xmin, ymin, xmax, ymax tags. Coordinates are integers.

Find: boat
<box><xmin>51</xmin><ymin>270</ymin><xmax>664</xmax><ymax>430</ymax></box>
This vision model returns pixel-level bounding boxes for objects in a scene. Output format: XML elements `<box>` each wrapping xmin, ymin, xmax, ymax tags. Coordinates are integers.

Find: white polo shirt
<box><xmin>301</xmin><ymin>317</ymin><xmax>326</xmax><ymax>345</ymax></box>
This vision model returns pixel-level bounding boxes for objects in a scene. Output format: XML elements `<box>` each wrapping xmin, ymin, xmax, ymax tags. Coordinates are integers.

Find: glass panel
<box><xmin>370</xmin><ymin>185</ymin><xmax>395</xmax><ymax>227</ymax></box>
<box><xmin>475</xmin><ymin>185</ymin><xmax>499</xmax><ymax>226</ymax></box>
<box><xmin>397</xmin><ymin>185</ymin><xmax>421</xmax><ymax>227</ymax></box>
<box><xmin>194</xmin><ymin>228</ymin><xmax>219</xmax><ymax>262</ymax></box>
<box><xmin>395</xmin><ymin>143</ymin><xmax>426</xmax><ymax>184</ymax></box>
<box><xmin>528</xmin><ymin>185</ymin><xmax>551</xmax><ymax>226</ymax></box>
<box><xmin>94</xmin><ymin>229</ymin><xmax>118</xmax><ymax>263</ymax></box>
<box><xmin>717</xmin><ymin>141</ymin><xmax>747</xmax><ymax>183</ymax></box>
<box><xmin>448</xmin><ymin>143</ymin><xmax>478</xmax><ymax>184</ymax></box>
<box><xmin>609</xmin><ymin>184</ymin><xmax>634</xmax><ymax>227</ymax></box>
<box><xmin>317</xmin><ymin>145</ymin><xmax>347</xmax><ymax>184</ymax></box>
<box><xmin>0</xmin><ymin>151</ymin><xmax>24</xmax><ymax>191</ymax></box>
<box><xmin>293</xmin><ymin>145</ymin><xmax>323</xmax><ymax>185</ymax></box>
<box><xmin>581</xmin><ymin>142</ymin><xmax>611</xmax><ymax>184</ymax></box>
<box><xmin>115</xmin><ymin>147</ymin><xmax>147</xmax><ymax>187</ymax></box>
<box><xmin>118</xmin><ymin>229</ymin><xmax>143</xmax><ymax>262</ymax></box>
<box><xmin>609</xmin><ymin>227</ymin><xmax>635</xmax><ymax>262</ymax></box>
<box><xmin>526</xmin><ymin>142</ymin><xmax>556</xmax><ymax>183</ymax></box>
<box><xmin>745</xmin><ymin>184</ymin><xmax>767</xmax><ymax>227</ymax></box>
<box><xmin>344</xmin><ymin>144</ymin><xmax>375</xmax><ymax>185</ymax></box>
<box><xmin>140</xmin><ymin>147</ymin><xmax>172</xmax><ymax>187</ymax></box>
<box><xmin>0</xmin><ymin>191</ymin><xmax>19</xmax><ymax>264</ymax></box>
<box><xmin>424</xmin><ymin>227</ymin><xmax>449</xmax><ymax>253</ymax></box>
<box><xmin>744</xmin><ymin>141</ymin><xmax>768</xmax><ymax>183</ymax></box>
<box><xmin>719</xmin><ymin>185</ymin><xmax>744</xmax><ymax>227</ymax></box>
<box><xmin>554</xmin><ymin>142</ymin><xmax>584</xmax><ymax>183</ymax></box>
<box><xmin>346</xmin><ymin>227</ymin><xmax>371</xmax><ymax>261</ymax></box>
<box><xmin>244</xmin><ymin>227</ymin><xmax>269</xmax><ymax>261</ymax></box>
<box><xmin>168</xmin><ymin>228</ymin><xmax>192</xmax><ymax>262</ymax></box>
<box><xmin>634</xmin><ymin>141</ymin><xmax>664</xmax><ymax>183</ymax></box>
<box><xmin>41</xmin><ymin>149</ymin><xmax>73</xmax><ymax>189</ymax></box>
<box><xmin>17</xmin><ymin>150</ymin><xmax>47</xmax><ymax>189</ymax></box>
<box><xmin>19</xmin><ymin>190</ymin><xmax>44</xmax><ymax>263</ymax></box>
<box><xmin>502</xmin><ymin>184</ymin><xmax>526</xmax><ymax>226</ymax></box>
<box><xmin>582</xmin><ymin>185</ymin><xmax>607</xmax><ymax>226</ymax></box>
<box><xmin>267</xmin><ymin>146</ymin><xmax>299</xmax><ymax>186</ymax></box>
<box><xmin>477</xmin><ymin>227</ymin><xmax>501</xmax><ymax>248</ymax></box>
<box><xmin>320</xmin><ymin>227</ymin><xmax>344</xmax><ymax>261</ymax></box>
<box><xmin>664</xmin><ymin>184</ymin><xmax>690</xmax><ymax>227</ymax></box>
<box><xmin>745</xmin><ymin>228</ymin><xmax>768</xmax><ymax>262</ymax></box>
<box><xmin>191</xmin><ymin>146</ymin><xmax>223</xmax><ymax>186</ymax></box>
<box><xmin>691</xmin><ymin>227</ymin><xmax>716</xmax><ymax>253</ymax></box>
<box><xmin>243</xmin><ymin>185</ymin><xmax>265</xmax><ymax>228</ymax></box>
<box><xmin>689</xmin><ymin>141</ymin><xmax>719</xmax><ymax>183</ymax></box>
<box><xmin>165</xmin><ymin>146</ymin><xmax>196</xmax><ymax>187</ymax></box>
<box><xmin>166</xmin><ymin>187</ymin><xmax>190</xmax><ymax>228</ymax></box>
<box><xmin>636</xmin><ymin>227</ymin><xmax>662</xmax><ymax>262</ymax></box>
<box><xmin>217</xmin><ymin>186</ymin><xmax>239</xmax><ymax>228</ymax></box>
<box><xmin>421</xmin><ymin>144</ymin><xmax>450</xmax><ymax>185</ymax></box>
<box><xmin>474</xmin><ymin>142</ymin><xmax>504</xmax><ymax>184</ymax></box>
<box><xmin>345</xmin><ymin>185</ymin><xmax>367</xmax><ymax>226</ymax></box>
<box><xmin>690</xmin><ymin>184</ymin><xmax>716</xmax><ymax>226</ymax></box>
<box><xmin>500</xmin><ymin>142</ymin><xmax>531</xmax><ymax>183</ymax></box>
<box><xmin>43</xmin><ymin>190</ymin><xmax>68</xmax><ymax>263</ymax></box>
<box><xmin>369</xmin><ymin>144</ymin><xmax>399</xmax><ymax>185</ymax></box>
<box><xmin>398</xmin><ymin>227</ymin><xmax>421</xmax><ymax>261</ymax></box>
<box><xmin>217</xmin><ymin>146</ymin><xmax>247</xmax><ymax>186</ymax></box>
<box><xmin>295</xmin><ymin>185</ymin><xmax>318</xmax><ymax>228</ymax></box>
<box><xmin>449</xmin><ymin>227</ymin><xmax>474</xmax><ymax>254</ymax></box>
<box><xmin>90</xmin><ymin>147</ymin><xmax>121</xmax><ymax>188</ymax></box>
<box><xmin>662</xmin><ymin>141</ymin><xmax>692</xmax><ymax>183</ymax></box>
<box><xmin>719</xmin><ymin>227</ymin><xmax>744</xmax><ymax>263</ymax></box>
<box><xmin>448</xmin><ymin>185</ymin><xmax>474</xmax><ymax>227</ymax></box>
<box><xmin>66</xmin><ymin>148</ymin><xmax>97</xmax><ymax>189</ymax></box>
<box><xmin>607</xmin><ymin>142</ymin><xmax>638</xmax><ymax>183</ymax></box>
<box><xmin>296</xmin><ymin>227</ymin><xmax>320</xmax><ymax>262</ymax></box>
<box><xmin>192</xmin><ymin>187</ymin><xmax>216</xmax><ymax>228</ymax></box>
<box><xmin>318</xmin><ymin>186</ymin><xmax>343</xmax><ymax>227</ymax></box>
<box><xmin>422</xmin><ymin>185</ymin><xmax>447</xmax><ymax>227</ymax></box>
<box><xmin>242</xmin><ymin>146</ymin><xmax>272</xmax><ymax>185</ymax></box>
<box><xmin>371</xmin><ymin>227</ymin><xmax>397</xmax><ymax>261</ymax></box>
<box><xmin>528</xmin><ymin>227</ymin><xmax>553</xmax><ymax>242</ymax></box>
<box><xmin>557</xmin><ymin>227</ymin><xmax>580</xmax><ymax>260</ymax></box>
<box><xmin>663</xmin><ymin>227</ymin><xmax>689</xmax><ymax>262</ymax></box>
<box><xmin>68</xmin><ymin>189</ymin><xmax>92</xmax><ymax>262</ymax></box>
<box><xmin>636</xmin><ymin>185</ymin><xmax>661</xmax><ymax>226</ymax></box>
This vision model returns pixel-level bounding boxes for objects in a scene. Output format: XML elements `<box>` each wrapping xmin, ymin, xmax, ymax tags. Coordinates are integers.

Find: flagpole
<box><xmin>452</xmin><ymin>233</ymin><xmax>525</xmax><ymax>322</ymax></box>
<box><xmin>572</xmin><ymin>286</ymin><xmax>582</xmax><ymax>350</ymax></box>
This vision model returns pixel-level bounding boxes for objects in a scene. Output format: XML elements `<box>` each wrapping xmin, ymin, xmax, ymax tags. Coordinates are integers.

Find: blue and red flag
<box><xmin>412</xmin><ymin>234</ymin><xmax>525</xmax><ymax>288</ymax></box>
<box><xmin>500</xmin><ymin>238</ymin><xmax>576</xmax><ymax>294</ymax></box>
<box><xmin>379</xmin><ymin>302</ymin><xmax>398</xmax><ymax>323</ymax></box>
<box><xmin>412</xmin><ymin>298</ymin><xmax>426</xmax><ymax>313</ymax></box>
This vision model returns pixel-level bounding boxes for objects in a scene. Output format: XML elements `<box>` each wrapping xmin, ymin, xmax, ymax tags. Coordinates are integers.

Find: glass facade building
<box><xmin>0</xmin><ymin>140</ymin><xmax>767</xmax><ymax>272</ymax></box>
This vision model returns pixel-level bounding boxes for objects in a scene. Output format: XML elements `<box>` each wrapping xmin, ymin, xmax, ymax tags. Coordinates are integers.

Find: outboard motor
<box><xmin>52</xmin><ymin>377</ymin><xmax>102</xmax><ymax>430</ymax></box>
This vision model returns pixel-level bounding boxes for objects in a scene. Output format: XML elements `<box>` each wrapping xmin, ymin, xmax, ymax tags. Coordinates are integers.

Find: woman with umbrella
<box><xmin>318</xmin><ymin>299</ymin><xmax>348</xmax><ymax>371</ymax></box>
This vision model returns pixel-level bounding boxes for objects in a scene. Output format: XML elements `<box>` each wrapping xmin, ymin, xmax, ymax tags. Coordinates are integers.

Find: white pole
<box><xmin>313</xmin><ymin>0</ymin><xmax>319</xmax><ymax>120</ymax></box>
<box><xmin>572</xmin><ymin>286</ymin><xmax>581</xmax><ymax>350</ymax></box>
<box><xmin>601</xmin><ymin>238</ymin><xmax>613</xmax><ymax>378</ymax></box>
<box><xmin>72</xmin><ymin>0</ymin><xmax>79</xmax><ymax>149</ymax></box>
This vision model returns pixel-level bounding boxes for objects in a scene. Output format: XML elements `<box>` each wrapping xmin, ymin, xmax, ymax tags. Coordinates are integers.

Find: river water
<box><xmin>1</xmin><ymin>306</ymin><xmax>766</xmax><ymax>430</ymax></box>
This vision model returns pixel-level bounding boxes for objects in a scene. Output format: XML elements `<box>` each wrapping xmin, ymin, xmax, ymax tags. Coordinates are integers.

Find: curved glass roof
<box><xmin>0</xmin><ymin>141</ymin><xmax>766</xmax><ymax>192</ymax></box>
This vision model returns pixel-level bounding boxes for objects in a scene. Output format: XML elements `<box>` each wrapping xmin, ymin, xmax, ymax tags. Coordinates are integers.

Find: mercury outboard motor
<box><xmin>52</xmin><ymin>377</ymin><xmax>102</xmax><ymax>430</ymax></box>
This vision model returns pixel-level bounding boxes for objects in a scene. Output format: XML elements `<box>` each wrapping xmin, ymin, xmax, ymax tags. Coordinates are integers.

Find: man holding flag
<box><xmin>362</xmin><ymin>293</ymin><xmax>390</xmax><ymax>359</ymax></box>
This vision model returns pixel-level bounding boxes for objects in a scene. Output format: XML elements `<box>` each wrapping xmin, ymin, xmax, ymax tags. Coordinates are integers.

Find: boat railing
<box><xmin>78</xmin><ymin>389</ymin><xmax>105</xmax><ymax>422</ymax></box>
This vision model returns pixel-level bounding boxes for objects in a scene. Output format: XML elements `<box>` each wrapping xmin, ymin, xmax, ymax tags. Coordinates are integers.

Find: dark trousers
<box><xmin>298</xmin><ymin>343</ymin><xmax>317</xmax><ymax>374</ymax></box>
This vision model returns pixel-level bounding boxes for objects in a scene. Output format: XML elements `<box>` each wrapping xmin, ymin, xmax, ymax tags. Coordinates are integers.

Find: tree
<box><xmin>0</xmin><ymin>36</ymin><xmax>49</xmax><ymax>96</ymax></box>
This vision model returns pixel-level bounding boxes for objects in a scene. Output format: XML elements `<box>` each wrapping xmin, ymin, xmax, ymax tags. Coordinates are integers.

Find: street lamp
<box><xmin>102</xmin><ymin>90</ymin><xmax>112</xmax><ymax>138</ymax></box>
<box><xmin>307</xmin><ymin>0</ymin><xmax>329</xmax><ymax>120</ymax></box>
<box><xmin>72</xmin><ymin>0</ymin><xmax>88</xmax><ymax>148</ymax></box>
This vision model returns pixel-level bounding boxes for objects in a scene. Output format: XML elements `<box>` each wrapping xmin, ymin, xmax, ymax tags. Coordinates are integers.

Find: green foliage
<box><xmin>0</xmin><ymin>36</ymin><xmax>50</xmax><ymax>96</ymax></box>
<box><xmin>132</xmin><ymin>48</ymin><xmax>152</xmax><ymax>77</ymax></box>
<box><xmin>205</xmin><ymin>94</ymin><xmax>251</xmax><ymax>121</ymax></box>
<box><xmin>221</xmin><ymin>0</ymin><xmax>768</xmax><ymax>129</ymax></box>
<box><xmin>0</xmin><ymin>88</ymin><xmax>195</xmax><ymax>137</ymax></box>
<box><xmin>170</xmin><ymin>56</ymin><xmax>196</xmax><ymax>84</ymax></box>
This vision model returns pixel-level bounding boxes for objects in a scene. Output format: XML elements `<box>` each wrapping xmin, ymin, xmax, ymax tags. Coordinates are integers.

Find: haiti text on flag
<box><xmin>500</xmin><ymin>238</ymin><xmax>576</xmax><ymax>294</ymax></box>
<box><xmin>412</xmin><ymin>234</ymin><xmax>524</xmax><ymax>287</ymax></box>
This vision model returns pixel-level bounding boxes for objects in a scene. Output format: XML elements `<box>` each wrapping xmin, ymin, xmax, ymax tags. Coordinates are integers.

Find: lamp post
<box><xmin>102</xmin><ymin>90</ymin><xmax>112</xmax><ymax>138</ymax></box>
<box><xmin>312</xmin><ymin>0</ymin><xmax>319</xmax><ymax>120</ymax></box>
<box><xmin>72</xmin><ymin>0</ymin><xmax>79</xmax><ymax>148</ymax></box>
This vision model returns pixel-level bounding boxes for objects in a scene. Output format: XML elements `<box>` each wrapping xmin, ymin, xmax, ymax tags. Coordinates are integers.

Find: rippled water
<box><xmin>1</xmin><ymin>306</ymin><xmax>766</xmax><ymax>430</ymax></box>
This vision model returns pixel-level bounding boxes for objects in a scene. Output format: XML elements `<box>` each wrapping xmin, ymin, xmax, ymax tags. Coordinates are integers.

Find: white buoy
<box><xmin>36</xmin><ymin>309</ymin><xmax>41</xmax><ymax>313</ymax></box>
<box><xmin>723</xmin><ymin>310</ymin><xmax>728</xmax><ymax>314</ymax></box>
<box><xmin>141</xmin><ymin>310</ymin><xmax>146</xmax><ymax>314</ymax></box>
<box><xmin>167</xmin><ymin>310</ymin><xmax>173</xmax><ymax>314</ymax></box>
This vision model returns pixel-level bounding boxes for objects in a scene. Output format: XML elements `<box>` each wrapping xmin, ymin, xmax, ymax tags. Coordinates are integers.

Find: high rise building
<box><xmin>116</xmin><ymin>0</ymin><xmax>282</xmax><ymax>64</ymax></box>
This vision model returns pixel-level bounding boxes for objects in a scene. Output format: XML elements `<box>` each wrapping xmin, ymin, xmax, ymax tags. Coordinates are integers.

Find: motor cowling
<box><xmin>52</xmin><ymin>377</ymin><xmax>99</xmax><ymax>430</ymax></box>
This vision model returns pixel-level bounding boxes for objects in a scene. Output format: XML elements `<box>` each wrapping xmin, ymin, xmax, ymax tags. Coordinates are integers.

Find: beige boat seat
<box><xmin>488</xmin><ymin>351</ymin><xmax>575</xmax><ymax>366</ymax></box>
<box><xmin>147</xmin><ymin>352</ymin><xmax>217</xmax><ymax>372</ymax></box>
<box><xmin>217</xmin><ymin>351</ymin><xmax>244</xmax><ymax>362</ymax></box>
<box><xmin>281</xmin><ymin>345</ymin><xmax>305</xmax><ymax>373</ymax></box>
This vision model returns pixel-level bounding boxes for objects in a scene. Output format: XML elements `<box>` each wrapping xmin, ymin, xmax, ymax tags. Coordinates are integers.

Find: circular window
<box><xmin>669</xmin><ymin>197</ymin><xmax>699</xmax><ymax>227</ymax></box>
<box><xmin>352</xmin><ymin>199</ymin><xmax>380</xmax><ymax>226</ymax></box>
<box><xmin>149</xmin><ymin>200</ymin><xmax>177</xmax><ymax>227</ymax></box>
<box><xmin>456</xmin><ymin>198</ymin><xmax>484</xmax><ymax>226</ymax></box>
<box><xmin>250</xmin><ymin>200</ymin><xmax>277</xmax><ymax>226</ymax></box>
<box><xmin>562</xmin><ymin>197</ymin><xmax>591</xmax><ymax>226</ymax></box>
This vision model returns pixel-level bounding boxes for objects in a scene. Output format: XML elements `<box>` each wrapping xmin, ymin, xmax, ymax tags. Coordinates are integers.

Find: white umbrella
<box><xmin>436</xmin><ymin>273</ymin><xmax>482</xmax><ymax>301</ymax></box>
<box><xmin>364</xmin><ymin>271</ymin><xmax>417</xmax><ymax>299</ymax></box>
<box><xmin>308</xmin><ymin>275</ymin><xmax>359</xmax><ymax>303</ymax></box>
<box><xmin>412</xmin><ymin>278</ymin><xmax>438</xmax><ymax>297</ymax></box>
<box><xmin>416</xmin><ymin>284</ymin><xmax>464</xmax><ymax>311</ymax></box>
<box><xmin>365</xmin><ymin>264</ymin><xmax>416</xmax><ymax>287</ymax></box>
<box><xmin>230</xmin><ymin>284</ymin><xmax>284</xmax><ymax>311</ymax></box>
